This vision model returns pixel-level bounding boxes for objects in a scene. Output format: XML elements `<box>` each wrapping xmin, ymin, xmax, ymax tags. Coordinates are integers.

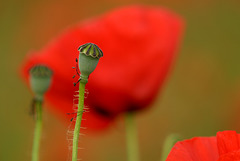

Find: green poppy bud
<box><xmin>29</xmin><ymin>65</ymin><xmax>53</xmax><ymax>101</ymax></box>
<box><xmin>78</xmin><ymin>43</ymin><xmax>103</xmax><ymax>84</ymax></box>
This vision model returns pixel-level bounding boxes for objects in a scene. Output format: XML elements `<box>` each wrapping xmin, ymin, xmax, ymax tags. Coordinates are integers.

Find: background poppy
<box><xmin>21</xmin><ymin>5</ymin><xmax>183</xmax><ymax>129</ymax></box>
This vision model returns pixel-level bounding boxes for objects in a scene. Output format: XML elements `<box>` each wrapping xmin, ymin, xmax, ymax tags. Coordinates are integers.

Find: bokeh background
<box><xmin>1</xmin><ymin>0</ymin><xmax>240</xmax><ymax>161</ymax></box>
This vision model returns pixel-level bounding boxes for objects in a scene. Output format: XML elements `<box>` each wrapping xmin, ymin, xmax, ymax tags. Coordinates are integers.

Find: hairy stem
<box><xmin>32</xmin><ymin>101</ymin><xmax>42</xmax><ymax>161</ymax></box>
<box><xmin>72</xmin><ymin>82</ymin><xmax>86</xmax><ymax>161</ymax></box>
<box><xmin>125</xmin><ymin>112</ymin><xmax>140</xmax><ymax>161</ymax></box>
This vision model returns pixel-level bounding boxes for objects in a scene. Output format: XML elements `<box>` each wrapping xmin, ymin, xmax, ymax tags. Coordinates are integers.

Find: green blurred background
<box><xmin>1</xmin><ymin>0</ymin><xmax>240</xmax><ymax>161</ymax></box>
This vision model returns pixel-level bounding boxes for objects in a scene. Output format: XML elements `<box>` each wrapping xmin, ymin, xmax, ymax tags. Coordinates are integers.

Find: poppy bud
<box><xmin>78</xmin><ymin>43</ymin><xmax>103</xmax><ymax>83</ymax></box>
<box><xmin>30</xmin><ymin>65</ymin><xmax>53</xmax><ymax>101</ymax></box>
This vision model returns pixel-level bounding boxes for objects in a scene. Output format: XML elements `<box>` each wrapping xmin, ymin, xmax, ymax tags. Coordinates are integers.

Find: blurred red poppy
<box><xmin>166</xmin><ymin>131</ymin><xmax>240</xmax><ymax>161</ymax></box>
<box><xmin>21</xmin><ymin>5</ymin><xmax>184</xmax><ymax>130</ymax></box>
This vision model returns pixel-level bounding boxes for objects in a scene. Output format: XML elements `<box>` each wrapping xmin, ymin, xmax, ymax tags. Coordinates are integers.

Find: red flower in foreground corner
<box><xmin>166</xmin><ymin>131</ymin><xmax>240</xmax><ymax>161</ymax></box>
<box><xmin>21</xmin><ymin>5</ymin><xmax>184</xmax><ymax>130</ymax></box>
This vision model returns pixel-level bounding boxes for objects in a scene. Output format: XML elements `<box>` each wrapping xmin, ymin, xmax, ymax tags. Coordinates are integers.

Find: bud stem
<box><xmin>32</xmin><ymin>101</ymin><xmax>43</xmax><ymax>161</ymax></box>
<box><xmin>72</xmin><ymin>81</ymin><xmax>86</xmax><ymax>161</ymax></box>
<box><xmin>125</xmin><ymin>112</ymin><xmax>140</xmax><ymax>161</ymax></box>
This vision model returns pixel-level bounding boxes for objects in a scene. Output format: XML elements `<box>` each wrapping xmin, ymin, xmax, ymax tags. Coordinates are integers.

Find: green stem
<box><xmin>125</xmin><ymin>112</ymin><xmax>140</xmax><ymax>161</ymax></box>
<box><xmin>72</xmin><ymin>82</ymin><xmax>86</xmax><ymax>161</ymax></box>
<box><xmin>32</xmin><ymin>101</ymin><xmax>42</xmax><ymax>161</ymax></box>
<box><xmin>160</xmin><ymin>134</ymin><xmax>180</xmax><ymax>161</ymax></box>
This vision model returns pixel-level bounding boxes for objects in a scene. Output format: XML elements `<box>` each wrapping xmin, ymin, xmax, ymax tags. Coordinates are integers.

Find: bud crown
<box><xmin>78</xmin><ymin>43</ymin><xmax>103</xmax><ymax>59</ymax></box>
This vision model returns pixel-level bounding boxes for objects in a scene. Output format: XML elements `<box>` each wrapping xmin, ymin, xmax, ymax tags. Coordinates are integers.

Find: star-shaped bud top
<box><xmin>78</xmin><ymin>43</ymin><xmax>103</xmax><ymax>59</ymax></box>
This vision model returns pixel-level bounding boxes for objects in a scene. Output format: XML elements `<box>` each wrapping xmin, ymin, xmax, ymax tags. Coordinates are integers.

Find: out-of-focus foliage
<box><xmin>0</xmin><ymin>0</ymin><xmax>240</xmax><ymax>161</ymax></box>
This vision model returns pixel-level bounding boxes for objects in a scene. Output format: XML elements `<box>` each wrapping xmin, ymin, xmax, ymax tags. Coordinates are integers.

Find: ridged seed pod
<box><xmin>78</xmin><ymin>43</ymin><xmax>103</xmax><ymax>83</ymax></box>
<box><xmin>30</xmin><ymin>65</ymin><xmax>53</xmax><ymax>101</ymax></box>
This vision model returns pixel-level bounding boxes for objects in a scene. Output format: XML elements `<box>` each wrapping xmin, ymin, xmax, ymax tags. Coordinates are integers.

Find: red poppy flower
<box><xmin>21</xmin><ymin>5</ymin><xmax>184</xmax><ymax>130</ymax></box>
<box><xmin>166</xmin><ymin>131</ymin><xmax>240</xmax><ymax>161</ymax></box>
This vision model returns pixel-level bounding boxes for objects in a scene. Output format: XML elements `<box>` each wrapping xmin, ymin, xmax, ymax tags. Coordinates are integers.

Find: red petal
<box><xmin>217</xmin><ymin>131</ymin><xmax>240</xmax><ymax>156</ymax></box>
<box><xmin>217</xmin><ymin>149</ymin><xmax>240</xmax><ymax>161</ymax></box>
<box><xmin>166</xmin><ymin>137</ymin><xmax>218</xmax><ymax>161</ymax></box>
